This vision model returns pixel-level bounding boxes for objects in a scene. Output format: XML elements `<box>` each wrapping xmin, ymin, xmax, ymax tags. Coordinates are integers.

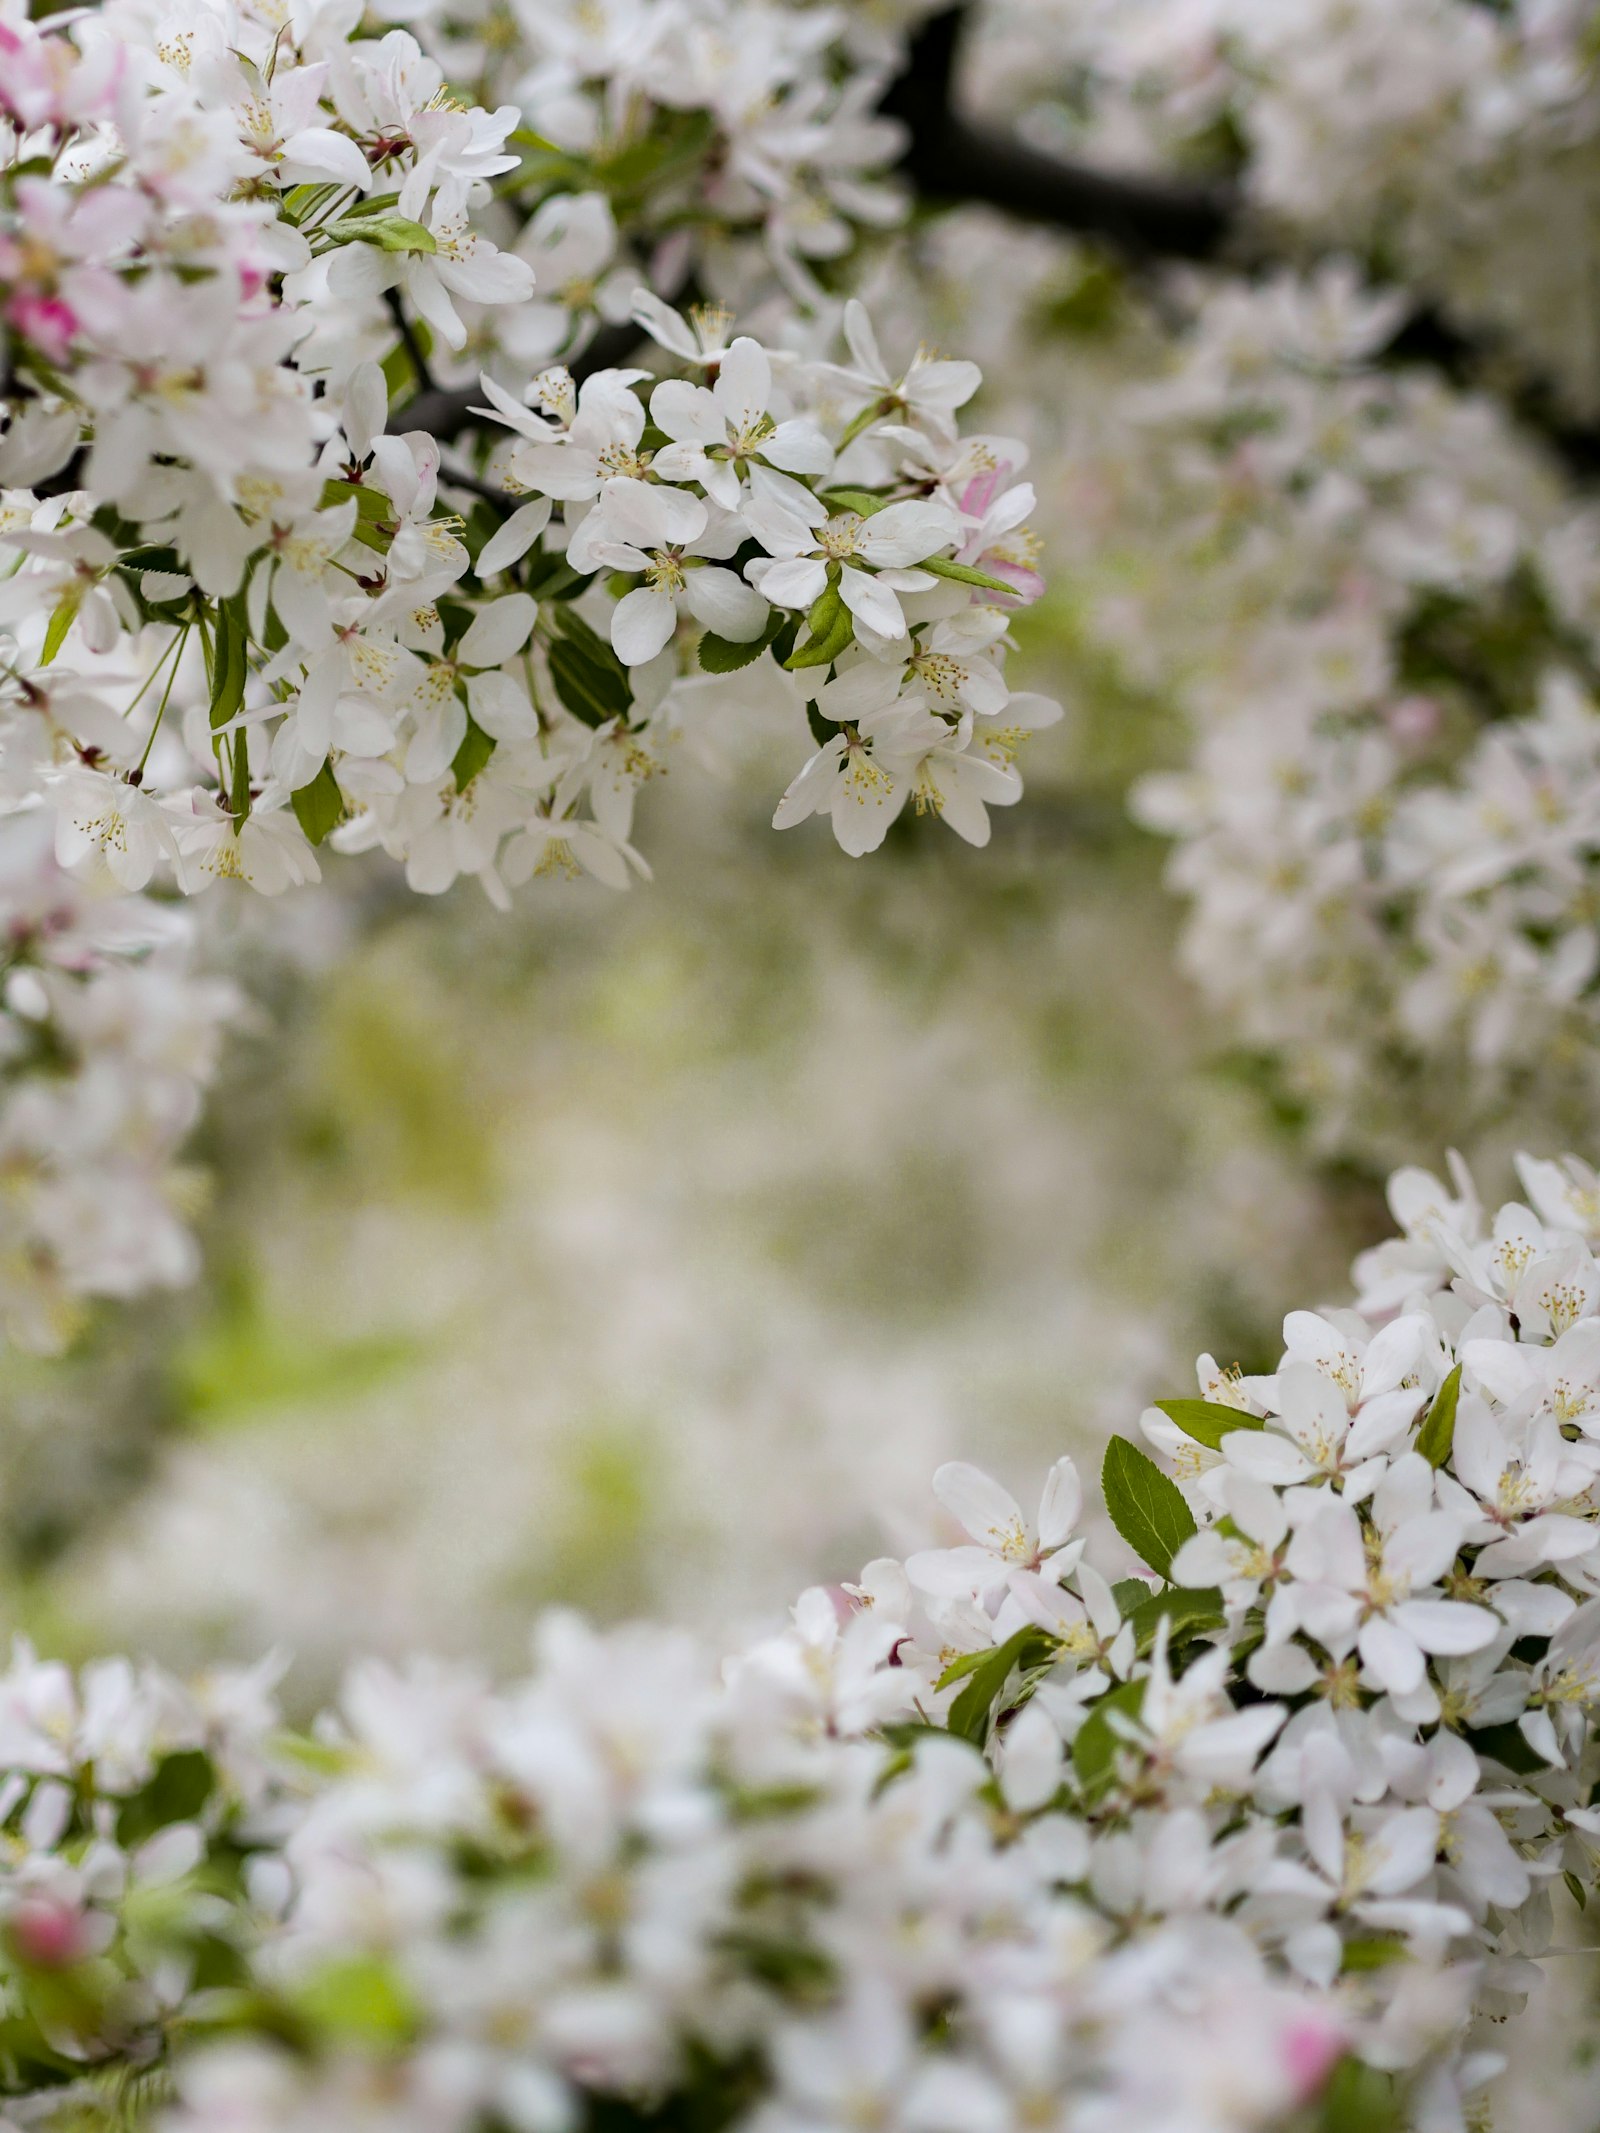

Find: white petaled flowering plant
<box><xmin>0</xmin><ymin>0</ymin><xmax>1062</xmax><ymax>1343</ymax></box>
<box><xmin>1</xmin><ymin>1148</ymin><xmax>1599</xmax><ymax>2133</ymax></box>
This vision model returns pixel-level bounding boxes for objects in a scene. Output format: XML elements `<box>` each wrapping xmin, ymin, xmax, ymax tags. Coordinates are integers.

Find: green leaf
<box><xmin>1153</xmin><ymin>1398</ymin><xmax>1266</xmax><ymax>1449</ymax></box>
<box><xmin>785</xmin><ymin>585</ymin><xmax>854</xmax><ymax>672</ymax></box>
<box><xmin>295</xmin><ymin>1955</ymin><xmax>417</xmax><ymax>2046</ymax></box>
<box><xmin>1128</xmin><ymin>1585</ymin><xmax>1224</xmax><ymax>1653</ymax></box>
<box><xmin>115</xmin><ymin>1750</ymin><xmax>215</xmax><ymax>1848</ymax></box>
<box><xmin>39</xmin><ymin>601</ymin><xmax>75</xmax><ymax>667</ymax></box>
<box><xmin>451</xmin><ymin>715</ymin><xmax>496</xmax><ymax>791</ymax></box>
<box><xmin>919</xmin><ymin>555</ymin><xmax>1017</xmax><ymax>594</ymax></box>
<box><xmin>1339</xmin><ymin>1936</ymin><xmax>1407</xmax><ymax>1974</ymax></box>
<box><xmin>325</xmin><ymin>213</ymin><xmax>437</xmax><ymax>255</ymax></box>
<box><xmin>1318</xmin><ymin>2059</ymin><xmax>1402</xmax><ymax>2133</ymax></box>
<box><xmin>819</xmin><ymin>488</ymin><xmax>890</xmax><ymax>517</ymax></box>
<box><xmin>320</xmin><ymin>477</ymin><xmax>393</xmax><ymax>525</ymax></box>
<box><xmin>209</xmin><ymin>595</ymin><xmax>249</xmax><ymax>731</ymax></box>
<box><xmin>547</xmin><ymin>636</ymin><xmax>631</xmax><ymax>728</ymax></box>
<box><xmin>1110</xmin><ymin>1577</ymin><xmax>1153</xmax><ymax>1616</ymax></box>
<box><xmin>1565</xmin><ymin>1869</ymin><xmax>1588</xmax><ymax>1911</ymax></box>
<box><xmin>943</xmin><ymin>1627</ymin><xmax>1059</xmax><ymax>1745</ymax></box>
<box><xmin>290</xmin><ymin>759</ymin><xmax>345</xmax><ymax>846</ymax></box>
<box><xmin>1071</xmin><ymin>1678</ymin><xmax>1145</xmax><ymax>1800</ymax></box>
<box><xmin>1465</xmin><ymin>1720</ymin><xmax>1546</xmax><ymax>1776</ymax></box>
<box><xmin>698</xmin><ymin>612</ymin><xmax>787</xmax><ymax>674</ymax></box>
<box><xmin>1101</xmin><ymin>1436</ymin><xmax>1197</xmax><ymax>1581</ymax></box>
<box><xmin>1417</xmin><ymin>1363</ymin><xmax>1462</xmax><ymax>1469</ymax></box>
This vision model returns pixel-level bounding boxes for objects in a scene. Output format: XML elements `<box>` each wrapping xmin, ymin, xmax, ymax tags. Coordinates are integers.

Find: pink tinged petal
<box><xmin>1358</xmin><ymin>1613</ymin><xmax>1425</xmax><ymax>1696</ymax></box>
<box><xmin>1389</xmin><ymin>1599</ymin><xmax>1500</xmax><ymax>1655</ymax></box>
<box><xmin>839</xmin><ymin>563</ymin><xmax>906</xmax><ymax>640</ymax></box>
<box><xmin>681</xmin><ymin>567</ymin><xmax>767</xmax><ymax>641</ymax></box>
<box><xmin>932</xmin><ymin>1461</ymin><xmax>1028</xmax><ymax>1552</ymax></box>
<box><xmin>1036</xmin><ymin>1457</ymin><xmax>1082</xmax><ymax>1549</ymax></box>
<box><xmin>611</xmin><ymin>583</ymin><xmax>678</xmax><ymax>666</ymax></box>
<box><xmin>757</xmin><ymin>557</ymin><xmax>829</xmax><ymax>610</ymax></box>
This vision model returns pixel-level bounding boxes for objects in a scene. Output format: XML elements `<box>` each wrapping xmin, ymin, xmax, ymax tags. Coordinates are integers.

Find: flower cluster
<box><xmin>982</xmin><ymin>0</ymin><xmax>1600</xmax><ymax>418</ymax></box>
<box><xmin>1049</xmin><ymin>263</ymin><xmax>1600</xmax><ymax>1151</ymax></box>
<box><xmin>0</xmin><ymin>0</ymin><xmax>1064</xmax><ymax>1326</ymax></box>
<box><xmin>0</xmin><ymin>812</ymin><xmax>236</xmax><ymax>1351</ymax></box>
<box><xmin>5</xmin><ymin>1145</ymin><xmax>1600</xmax><ymax>2133</ymax></box>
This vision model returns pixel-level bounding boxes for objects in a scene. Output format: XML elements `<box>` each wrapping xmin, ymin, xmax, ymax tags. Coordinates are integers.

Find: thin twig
<box><xmin>385</xmin><ymin>288</ymin><xmax>436</xmax><ymax>396</ymax></box>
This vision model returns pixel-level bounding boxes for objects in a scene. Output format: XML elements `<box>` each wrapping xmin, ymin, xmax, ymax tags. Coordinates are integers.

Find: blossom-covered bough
<box><xmin>0</xmin><ymin>0</ymin><xmax>1071</xmax><ymax>1340</ymax></box>
<box><xmin>1</xmin><ymin>1145</ymin><xmax>1599</xmax><ymax>2133</ymax></box>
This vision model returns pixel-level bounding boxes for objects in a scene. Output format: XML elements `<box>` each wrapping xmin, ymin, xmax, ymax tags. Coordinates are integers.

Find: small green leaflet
<box><xmin>1110</xmin><ymin>1577</ymin><xmax>1154</xmax><ymax>1616</ymax></box>
<box><xmin>1417</xmin><ymin>1362</ymin><xmax>1462</xmax><ymax>1469</ymax></box>
<box><xmin>1101</xmin><ymin>1436</ymin><xmax>1197</xmax><ymax>1581</ymax></box>
<box><xmin>1128</xmin><ymin>1585</ymin><xmax>1224</xmax><ymax>1653</ymax></box>
<box><xmin>40</xmin><ymin>600</ymin><xmax>75</xmax><ymax>667</ymax></box>
<box><xmin>209</xmin><ymin>595</ymin><xmax>249</xmax><ymax>732</ymax></box>
<box><xmin>697</xmin><ymin>611</ymin><xmax>789</xmax><ymax>674</ymax></box>
<box><xmin>1338</xmin><ymin>1936</ymin><xmax>1407</xmax><ymax>1974</ymax></box>
<box><xmin>1317</xmin><ymin>2059</ymin><xmax>1402</xmax><ymax>2133</ymax></box>
<box><xmin>785</xmin><ymin>584</ymin><xmax>854</xmax><ymax>671</ymax></box>
<box><xmin>941</xmin><ymin>1626</ymin><xmax>1058</xmax><ymax>1745</ymax></box>
<box><xmin>291</xmin><ymin>760</ymin><xmax>345</xmax><ymax>846</ymax></box>
<box><xmin>324</xmin><ymin>213</ymin><xmax>437</xmax><ymax>255</ymax></box>
<box><xmin>819</xmin><ymin>488</ymin><xmax>889</xmax><ymax>517</ymax></box>
<box><xmin>1071</xmin><ymin>1678</ymin><xmax>1145</xmax><ymax>1801</ymax></box>
<box><xmin>920</xmin><ymin>556</ymin><xmax>1017</xmax><ymax>594</ymax></box>
<box><xmin>1153</xmin><ymin>1398</ymin><xmax>1266</xmax><ymax>1449</ymax></box>
<box><xmin>451</xmin><ymin>716</ymin><xmax>496</xmax><ymax>792</ymax></box>
<box><xmin>320</xmin><ymin>477</ymin><xmax>393</xmax><ymax>525</ymax></box>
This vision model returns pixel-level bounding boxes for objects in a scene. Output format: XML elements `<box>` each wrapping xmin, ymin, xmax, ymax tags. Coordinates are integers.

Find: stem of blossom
<box><xmin>133</xmin><ymin>624</ymin><xmax>188</xmax><ymax>779</ymax></box>
<box><xmin>385</xmin><ymin>289</ymin><xmax>436</xmax><ymax>396</ymax></box>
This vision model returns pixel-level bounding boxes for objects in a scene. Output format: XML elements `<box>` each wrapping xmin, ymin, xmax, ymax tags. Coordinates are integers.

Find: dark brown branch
<box><xmin>881</xmin><ymin>7</ymin><xmax>1237</xmax><ymax>261</ymax></box>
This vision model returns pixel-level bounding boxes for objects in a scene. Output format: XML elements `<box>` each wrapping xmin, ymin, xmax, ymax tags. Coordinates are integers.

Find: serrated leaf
<box><xmin>1102</xmin><ymin>1436</ymin><xmax>1197</xmax><ymax>1581</ymax></box>
<box><xmin>1417</xmin><ymin>1363</ymin><xmax>1461</xmax><ymax>1469</ymax></box>
<box><xmin>290</xmin><ymin>759</ymin><xmax>345</xmax><ymax>846</ymax></box>
<box><xmin>1110</xmin><ymin>1577</ymin><xmax>1153</xmax><ymax>1616</ymax></box>
<box><xmin>1153</xmin><ymin>1398</ymin><xmax>1267</xmax><ymax>1449</ymax></box>
<box><xmin>1071</xmin><ymin>1678</ymin><xmax>1145</xmax><ymax>1800</ymax></box>
<box><xmin>920</xmin><ymin>555</ymin><xmax>1017</xmax><ymax>594</ymax></box>
<box><xmin>451</xmin><ymin>715</ymin><xmax>496</xmax><ymax>791</ymax></box>
<box><xmin>1129</xmin><ymin>1585</ymin><xmax>1225</xmax><ymax>1653</ymax></box>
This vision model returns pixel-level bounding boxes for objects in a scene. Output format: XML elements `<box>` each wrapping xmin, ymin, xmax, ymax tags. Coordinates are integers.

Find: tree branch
<box><xmin>880</xmin><ymin>6</ymin><xmax>1237</xmax><ymax>261</ymax></box>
